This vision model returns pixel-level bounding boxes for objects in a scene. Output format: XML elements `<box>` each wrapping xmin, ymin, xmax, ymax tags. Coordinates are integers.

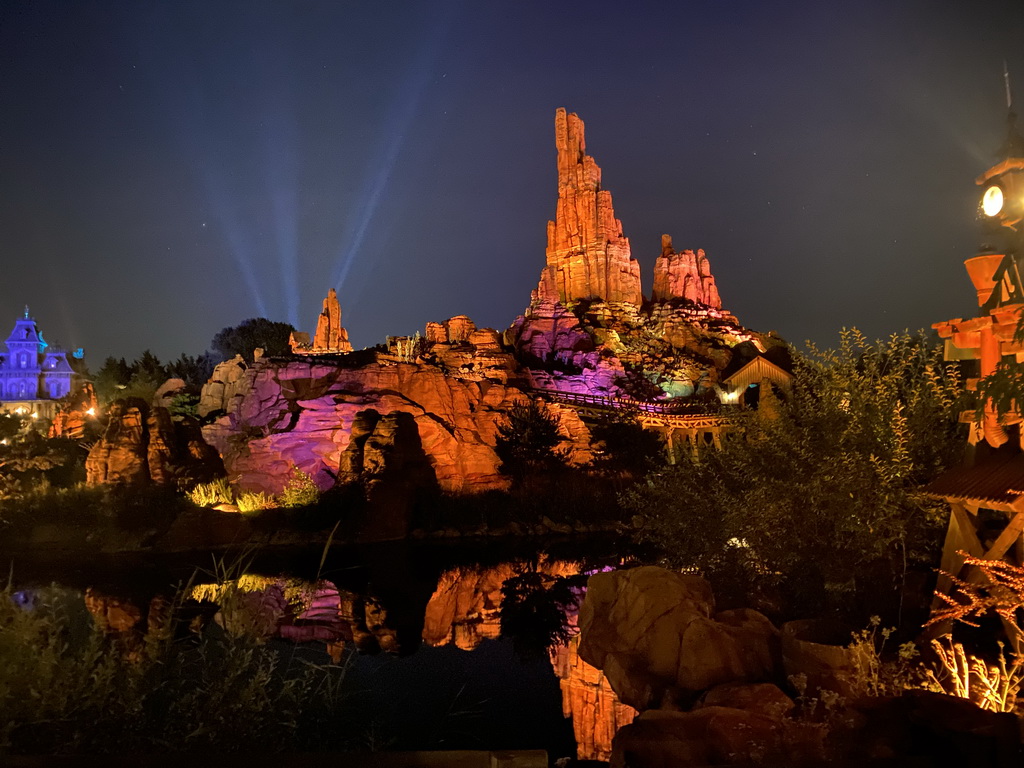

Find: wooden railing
<box><xmin>532</xmin><ymin>387</ymin><xmax>739</xmax><ymax>416</ymax></box>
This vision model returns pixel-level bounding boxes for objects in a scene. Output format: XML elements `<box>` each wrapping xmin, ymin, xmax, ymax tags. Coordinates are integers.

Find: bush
<box><xmin>626</xmin><ymin>330</ymin><xmax>965</xmax><ymax>626</ymax></box>
<box><xmin>0</xmin><ymin>584</ymin><xmax>347</xmax><ymax>754</ymax></box>
<box><xmin>278</xmin><ymin>468</ymin><xmax>320</xmax><ymax>509</ymax></box>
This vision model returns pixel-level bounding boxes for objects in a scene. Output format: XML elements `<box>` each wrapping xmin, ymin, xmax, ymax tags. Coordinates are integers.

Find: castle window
<box><xmin>19</xmin><ymin>353</ymin><xmax>27</xmax><ymax>369</ymax></box>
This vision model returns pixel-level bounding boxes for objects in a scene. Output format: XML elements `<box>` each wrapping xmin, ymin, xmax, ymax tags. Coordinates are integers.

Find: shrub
<box><xmin>278</xmin><ymin>468</ymin><xmax>320</xmax><ymax>509</ymax></box>
<box><xmin>187</xmin><ymin>477</ymin><xmax>234</xmax><ymax>507</ymax></box>
<box><xmin>236</xmin><ymin>492</ymin><xmax>276</xmax><ymax>514</ymax></box>
<box><xmin>0</xmin><ymin>584</ymin><xmax>347</xmax><ymax>754</ymax></box>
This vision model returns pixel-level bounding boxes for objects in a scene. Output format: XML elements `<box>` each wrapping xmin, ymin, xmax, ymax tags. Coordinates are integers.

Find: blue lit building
<box><xmin>0</xmin><ymin>308</ymin><xmax>75</xmax><ymax>419</ymax></box>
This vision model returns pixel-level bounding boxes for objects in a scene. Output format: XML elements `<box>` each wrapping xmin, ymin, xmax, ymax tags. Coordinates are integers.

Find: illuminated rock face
<box><xmin>422</xmin><ymin>560</ymin><xmax>579</xmax><ymax>650</ymax></box>
<box><xmin>86</xmin><ymin>399</ymin><xmax>223</xmax><ymax>487</ymax></box>
<box><xmin>550</xmin><ymin>634</ymin><xmax>637</xmax><ymax>763</ymax></box>
<box><xmin>48</xmin><ymin>381</ymin><xmax>99</xmax><ymax>439</ymax></box>
<box><xmin>535</xmin><ymin>109</ymin><xmax>642</xmax><ymax>306</ymax></box>
<box><xmin>651</xmin><ymin>235</ymin><xmax>722</xmax><ymax>308</ymax></box>
<box><xmin>84</xmin><ymin>400</ymin><xmax>150</xmax><ymax>485</ymax></box>
<box><xmin>200</xmin><ymin>357</ymin><xmax>593</xmax><ymax>496</ymax></box>
<box><xmin>312</xmin><ymin>288</ymin><xmax>352</xmax><ymax>353</ymax></box>
<box><xmin>578</xmin><ymin>567</ymin><xmax>780</xmax><ymax>710</ymax></box>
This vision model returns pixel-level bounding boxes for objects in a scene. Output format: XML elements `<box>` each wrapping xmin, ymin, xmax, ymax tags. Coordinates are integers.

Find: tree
<box><xmin>625</xmin><ymin>330</ymin><xmax>966</xmax><ymax>626</ymax></box>
<box><xmin>165</xmin><ymin>352</ymin><xmax>217</xmax><ymax>390</ymax></box>
<box><xmin>494</xmin><ymin>400</ymin><xmax>567</xmax><ymax>480</ymax></box>
<box><xmin>589</xmin><ymin>409</ymin><xmax>665</xmax><ymax>477</ymax></box>
<box><xmin>92</xmin><ymin>357</ymin><xmax>132</xmax><ymax>403</ymax></box>
<box><xmin>211</xmin><ymin>318</ymin><xmax>295</xmax><ymax>363</ymax></box>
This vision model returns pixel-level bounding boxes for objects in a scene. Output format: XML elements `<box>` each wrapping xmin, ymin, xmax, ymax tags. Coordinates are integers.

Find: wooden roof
<box><xmin>722</xmin><ymin>355</ymin><xmax>793</xmax><ymax>391</ymax></box>
<box><xmin>924</xmin><ymin>452</ymin><xmax>1024</xmax><ymax>512</ymax></box>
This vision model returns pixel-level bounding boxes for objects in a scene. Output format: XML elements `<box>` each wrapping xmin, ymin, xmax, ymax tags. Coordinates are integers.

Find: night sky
<box><xmin>2</xmin><ymin>1</ymin><xmax>1023</xmax><ymax>364</ymax></box>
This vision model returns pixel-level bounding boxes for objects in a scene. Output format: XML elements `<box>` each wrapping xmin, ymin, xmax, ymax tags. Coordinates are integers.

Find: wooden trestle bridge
<box><xmin>531</xmin><ymin>388</ymin><xmax>744</xmax><ymax>463</ymax></box>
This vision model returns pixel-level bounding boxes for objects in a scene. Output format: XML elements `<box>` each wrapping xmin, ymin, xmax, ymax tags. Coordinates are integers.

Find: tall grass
<box><xmin>0</xmin><ymin>583</ymin><xmax>348</xmax><ymax>754</ymax></box>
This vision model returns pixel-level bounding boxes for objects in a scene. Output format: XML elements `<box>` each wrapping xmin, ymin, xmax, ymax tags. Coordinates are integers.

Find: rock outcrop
<box><xmin>84</xmin><ymin>400</ymin><xmax>150</xmax><ymax>486</ymax></box>
<box><xmin>535</xmin><ymin>108</ymin><xmax>642</xmax><ymax>306</ymax></box>
<box><xmin>200</xmin><ymin>355</ymin><xmax>592</xmax><ymax>495</ymax></box>
<box><xmin>48</xmin><ymin>381</ymin><xmax>99</xmax><ymax>439</ymax></box>
<box><xmin>289</xmin><ymin>288</ymin><xmax>353</xmax><ymax>355</ymax></box>
<box><xmin>86</xmin><ymin>399</ymin><xmax>224</xmax><ymax>487</ymax></box>
<box><xmin>578</xmin><ymin>567</ymin><xmax>780</xmax><ymax>709</ymax></box>
<box><xmin>651</xmin><ymin>235</ymin><xmax>721</xmax><ymax>308</ymax></box>
<box><xmin>312</xmin><ymin>288</ymin><xmax>352</xmax><ymax>353</ymax></box>
<box><xmin>197</xmin><ymin>355</ymin><xmax>249</xmax><ymax>418</ymax></box>
<box><xmin>551</xmin><ymin>632</ymin><xmax>638</xmax><ymax>763</ymax></box>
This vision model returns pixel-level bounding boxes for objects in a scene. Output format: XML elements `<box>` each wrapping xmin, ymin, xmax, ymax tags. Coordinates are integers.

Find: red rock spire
<box><xmin>651</xmin><ymin>235</ymin><xmax>722</xmax><ymax>308</ymax></box>
<box><xmin>536</xmin><ymin>108</ymin><xmax>643</xmax><ymax>305</ymax></box>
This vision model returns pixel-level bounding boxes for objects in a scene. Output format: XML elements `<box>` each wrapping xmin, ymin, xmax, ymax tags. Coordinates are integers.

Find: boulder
<box><xmin>198</xmin><ymin>354</ymin><xmax>248</xmax><ymax>417</ymax></box>
<box><xmin>610</xmin><ymin>707</ymin><xmax>783</xmax><ymax>768</ymax></box>
<box><xmin>697</xmin><ymin>682</ymin><xmax>795</xmax><ymax>719</ymax></box>
<box><xmin>578</xmin><ymin>567</ymin><xmax>780</xmax><ymax>708</ymax></box>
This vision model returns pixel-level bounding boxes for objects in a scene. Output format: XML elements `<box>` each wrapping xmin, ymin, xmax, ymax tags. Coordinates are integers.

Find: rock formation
<box><xmin>200</xmin><ymin>353</ymin><xmax>593</xmax><ymax>496</ymax></box>
<box><xmin>551</xmin><ymin>628</ymin><xmax>638</xmax><ymax>762</ymax></box>
<box><xmin>48</xmin><ymin>381</ymin><xmax>99</xmax><ymax>439</ymax></box>
<box><xmin>86</xmin><ymin>399</ymin><xmax>224</xmax><ymax>487</ymax></box>
<box><xmin>651</xmin><ymin>235</ymin><xmax>722</xmax><ymax>307</ymax></box>
<box><xmin>508</xmin><ymin>109</ymin><xmax>775</xmax><ymax>400</ymax></box>
<box><xmin>84</xmin><ymin>400</ymin><xmax>150</xmax><ymax>486</ymax></box>
<box><xmin>535</xmin><ymin>108</ymin><xmax>642</xmax><ymax>306</ymax></box>
<box><xmin>289</xmin><ymin>288</ymin><xmax>352</xmax><ymax>355</ymax></box>
<box><xmin>578</xmin><ymin>567</ymin><xmax>780</xmax><ymax>710</ymax></box>
<box><xmin>197</xmin><ymin>355</ymin><xmax>249</xmax><ymax>418</ymax></box>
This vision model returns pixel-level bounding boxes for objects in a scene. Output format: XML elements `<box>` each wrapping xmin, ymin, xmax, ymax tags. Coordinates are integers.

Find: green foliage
<box><xmin>278</xmin><ymin>468</ymin><xmax>320</xmax><ymax>508</ymax></box>
<box><xmin>626</xmin><ymin>330</ymin><xmax>966</xmax><ymax>624</ymax></box>
<box><xmin>164</xmin><ymin>352</ymin><xmax>217</xmax><ymax>390</ymax></box>
<box><xmin>0</xmin><ymin>432</ymin><xmax>87</xmax><ymax>495</ymax></box>
<box><xmin>499</xmin><ymin>571</ymin><xmax>582</xmax><ymax>659</ymax></box>
<box><xmin>211</xmin><ymin>318</ymin><xmax>295</xmax><ymax>363</ymax></box>
<box><xmin>168</xmin><ymin>392</ymin><xmax>200</xmax><ymax>421</ymax></box>
<box><xmin>0</xmin><ymin>584</ymin><xmax>347</xmax><ymax>754</ymax></box>
<box><xmin>495</xmin><ymin>400</ymin><xmax>567</xmax><ymax>479</ymax></box>
<box><xmin>187</xmin><ymin>478</ymin><xmax>234</xmax><ymax>507</ymax></box>
<box><xmin>92</xmin><ymin>356</ymin><xmax>132</xmax><ymax>403</ymax></box>
<box><xmin>236</xmin><ymin>491</ymin><xmax>276</xmax><ymax>513</ymax></box>
<box><xmin>589</xmin><ymin>409</ymin><xmax>665</xmax><ymax>475</ymax></box>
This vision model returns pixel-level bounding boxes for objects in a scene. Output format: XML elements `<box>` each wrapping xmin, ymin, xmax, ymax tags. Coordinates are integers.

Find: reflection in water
<box><xmin>15</xmin><ymin>550</ymin><xmax>633</xmax><ymax>760</ymax></box>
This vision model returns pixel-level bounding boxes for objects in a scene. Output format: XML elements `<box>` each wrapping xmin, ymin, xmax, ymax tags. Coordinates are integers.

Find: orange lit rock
<box><xmin>146</xmin><ymin>405</ymin><xmax>177</xmax><ymax>486</ymax></box>
<box><xmin>550</xmin><ymin>633</ymin><xmax>637</xmax><ymax>763</ymax></box>
<box><xmin>85</xmin><ymin>400</ymin><xmax>149</xmax><ymax>486</ymax></box>
<box><xmin>423</xmin><ymin>560</ymin><xmax>580</xmax><ymax>650</ymax></box>
<box><xmin>651</xmin><ymin>235</ymin><xmax>722</xmax><ymax>308</ymax></box>
<box><xmin>197</xmin><ymin>354</ymin><xmax>248</xmax><ymax>418</ymax></box>
<box><xmin>311</xmin><ymin>288</ymin><xmax>353</xmax><ymax>353</ymax></box>
<box><xmin>48</xmin><ymin>381</ymin><xmax>99</xmax><ymax>439</ymax></box>
<box><xmin>200</xmin><ymin>359</ymin><xmax>592</xmax><ymax>495</ymax></box>
<box><xmin>87</xmin><ymin>399</ymin><xmax>224</xmax><ymax>488</ymax></box>
<box><xmin>84</xmin><ymin>587</ymin><xmax>142</xmax><ymax>634</ymax></box>
<box><xmin>425</xmin><ymin>315</ymin><xmax>478</xmax><ymax>344</ymax></box>
<box><xmin>578</xmin><ymin>567</ymin><xmax>781</xmax><ymax>709</ymax></box>
<box><xmin>535</xmin><ymin>109</ymin><xmax>642</xmax><ymax>306</ymax></box>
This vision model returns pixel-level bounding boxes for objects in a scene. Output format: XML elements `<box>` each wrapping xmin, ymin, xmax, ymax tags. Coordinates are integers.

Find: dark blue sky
<box><xmin>1</xmin><ymin>1</ymin><xmax>1023</xmax><ymax>363</ymax></box>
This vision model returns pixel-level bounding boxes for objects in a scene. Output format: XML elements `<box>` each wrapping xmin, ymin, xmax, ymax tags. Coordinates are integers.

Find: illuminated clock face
<box><xmin>982</xmin><ymin>184</ymin><xmax>1004</xmax><ymax>217</ymax></box>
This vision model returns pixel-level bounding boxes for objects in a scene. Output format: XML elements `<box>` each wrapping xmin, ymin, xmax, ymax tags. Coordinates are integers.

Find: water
<box><xmin>4</xmin><ymin>537</ymin><xmax>633</xmax><ymax>758</ymax></box>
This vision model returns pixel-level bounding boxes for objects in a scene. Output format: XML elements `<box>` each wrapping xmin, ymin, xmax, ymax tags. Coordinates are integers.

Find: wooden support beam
<box><xmin>983</xmin><ymin>509</ymin><xmax>1024</xmax><ymax>563</ymax></box>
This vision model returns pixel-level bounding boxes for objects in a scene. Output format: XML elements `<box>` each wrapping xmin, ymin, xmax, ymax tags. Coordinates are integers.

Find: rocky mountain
<box><xmin>162</xmin><ymin>108</ymin><xmax>781</xmax><ymax>498</ymax></box>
